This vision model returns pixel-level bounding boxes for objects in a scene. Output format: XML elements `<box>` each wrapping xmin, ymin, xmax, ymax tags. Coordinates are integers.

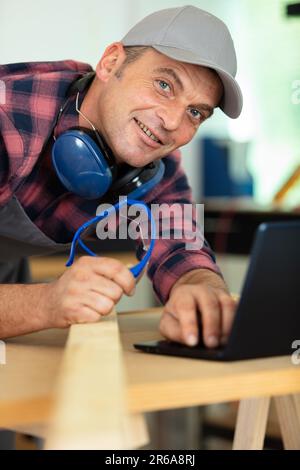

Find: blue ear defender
<box><xmin>52</xmin><ymin>127</ymin><xmax>165</xmax><ymax>200</ymax></box>
<box><xmin>52</xmin><ymin>128</ymin><xmax>114</xmax><ymax>199</ymax></box>
<box><xmin>66</xmin><ymin>198</ymin><xmax>156</xmax><ymax>279</ymax></box>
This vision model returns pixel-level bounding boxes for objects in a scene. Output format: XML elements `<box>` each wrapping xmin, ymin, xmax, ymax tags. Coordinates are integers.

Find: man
<box><xmin>0</xmin><ymin>6</ymin><xmax>242</xmax><ymax>348</ymax></box>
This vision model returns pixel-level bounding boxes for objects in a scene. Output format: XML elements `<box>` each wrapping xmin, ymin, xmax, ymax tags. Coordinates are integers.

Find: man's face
<box><xmin>94</xmin><ymin>47</ymin><xmax>223</xmax><ymax>167</ymax></box>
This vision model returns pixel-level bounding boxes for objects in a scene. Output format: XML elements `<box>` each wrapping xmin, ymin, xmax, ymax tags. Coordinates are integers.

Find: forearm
<box><xmin>141</xmin><ymin>153</ymin><xmax>223</xmax><ymax>304</ymax></box>
<box><xmin>0</xmin><ymin>283</ymin><xmax>51</xmax><ymax>339</ymax></box>
<box><xmin>171</xmin><ymin>267</ymin><xmax>228</xmax><ymax>293</ymax></box>
<box><xmin>149</xmin><ymin>247</ymin><xmax>223</xmax><ymax>304</ymax></box>
<box><xmin>0</xmin><ymin>256</ymin><xmax>136</xmax><ymax>339</ymax></box>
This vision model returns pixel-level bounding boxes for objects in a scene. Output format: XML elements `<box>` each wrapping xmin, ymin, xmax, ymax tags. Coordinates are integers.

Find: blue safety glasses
<box><xmin>66</xmin><ymin>199</ymin><xmax>156</xmax><ymax>279</ymax></box>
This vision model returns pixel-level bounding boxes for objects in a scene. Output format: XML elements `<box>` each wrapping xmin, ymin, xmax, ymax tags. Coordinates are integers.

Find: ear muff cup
<box><xmin>110</xmin><ymin>165</ymin><xmax>145</xmax><ymax>191</ymax></box>
<box><xmin>52</xmin><ymin>128</ymin><xmax>113</xmax><ymax>199</ymax></box>
<box><xmin>106</xmin><ymin>160</ymin><xmax>165</xmax><ymax>202</ymax></box>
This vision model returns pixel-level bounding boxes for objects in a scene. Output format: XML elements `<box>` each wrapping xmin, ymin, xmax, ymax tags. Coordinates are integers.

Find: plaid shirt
<box><xmin>0</xmin><ymin>60</ymin><xmax>221</xmax><ymax>303</ymax></box>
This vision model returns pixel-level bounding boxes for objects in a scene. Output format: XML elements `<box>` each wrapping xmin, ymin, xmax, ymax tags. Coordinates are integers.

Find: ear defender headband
<box><xmin>52</xmin><ymin>72</ymin><xmax>165</xmax><ymax>201</ymax></box>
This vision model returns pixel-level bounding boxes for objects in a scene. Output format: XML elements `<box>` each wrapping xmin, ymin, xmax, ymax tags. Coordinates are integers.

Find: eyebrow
<box><xmin>152</xmin><ymin>67</ymin><xmax>215</xmax><ymax>119</ymax></box>
<box><xmin>153</xmin><ymin>67</ymin><xmax>184</xmax><ymax>90</ymax></box>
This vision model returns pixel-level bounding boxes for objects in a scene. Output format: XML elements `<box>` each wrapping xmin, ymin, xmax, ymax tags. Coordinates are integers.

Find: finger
<box><xmin>70</xmin><ymin>306</ymin><xmax>101</xmax><ymax>324</ymax></box>
<box><xmin>168</xmin><ymin>296</ymin><xmax>199</xmax><ymax>346</ymax></box>
<box><xmin>163</xmin><ymin>290</ymin><xmax>200</xmax><ymax>346</ymax></box>
<box><xmin>87</xmin><ymin>257</ymin><xmax>136</xmax><ymax>296</ymax></box>
<box><xmin>87</xmin><ymin>275</ymin><xmax>124</xmax><ymax>302</ymax></box>
<box><xmin>159</xmin><ymin>310</ymin><xmax>184</xmax><ymax>343</ymax></box>
<box><xmin>196</xmin><ymin>289</ymin><xmax>222</xmax><ymax>348</ymax></box>
<box><xmin>82</xmin><ymin>292</ymin><xmax>114</xmax><ymax>315</ymax></box>
<box><xmin>219</xmin><ymin>294</ymin><xmax>236</xmax><ymax>345</ymax></box>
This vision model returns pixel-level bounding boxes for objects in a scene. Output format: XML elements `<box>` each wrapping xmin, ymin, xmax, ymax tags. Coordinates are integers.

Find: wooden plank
<box><xmin>274</xmin><ymin>394</ymin><xmax>300</xmax><ymax>449</ymax></box>
<box><xmin>233</xmin><ymin>397</ymin><xmax>270</xmax><ymax>450</ymax></box>
<box><xmin>44</xmin><ymin>311</ymin><xmax>148</xmax><ymax>449</ymax></box>
<box><xmin>294</xmin><ymin>393</ymin><xmax>300</xmax><ymax>419</ymax></box>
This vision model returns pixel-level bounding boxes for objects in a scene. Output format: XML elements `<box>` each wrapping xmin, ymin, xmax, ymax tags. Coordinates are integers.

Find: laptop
<box><xmin>134</xmin><ymin>221</ymin><xmax>300</xmax><ymax>361</ymax></box>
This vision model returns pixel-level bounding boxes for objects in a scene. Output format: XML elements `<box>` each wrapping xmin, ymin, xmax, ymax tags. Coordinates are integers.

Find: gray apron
<box><xmin>0</xmin><ymin>195</ymin><xmax>71</xmax><ymax>283</ymax></box>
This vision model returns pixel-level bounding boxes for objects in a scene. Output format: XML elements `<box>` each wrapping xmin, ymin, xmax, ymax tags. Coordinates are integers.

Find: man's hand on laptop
<box><xmin>159</xmin><ymin>269</ymin><xmax>237</xmax><ymax>348</ymax></box>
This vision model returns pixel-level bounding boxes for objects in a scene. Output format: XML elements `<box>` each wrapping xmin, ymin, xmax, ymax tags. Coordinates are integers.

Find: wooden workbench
<box><xmin>1</xmin><ymin>308</ymin><xmax>300</xmax><ymax>449</ymax></box>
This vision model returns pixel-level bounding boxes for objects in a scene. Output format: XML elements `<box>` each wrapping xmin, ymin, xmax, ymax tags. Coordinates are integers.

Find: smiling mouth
<box><xmin>134</xmin><ymin>118</ymin><xmax>163</xmax><ymax>145</ymax></box>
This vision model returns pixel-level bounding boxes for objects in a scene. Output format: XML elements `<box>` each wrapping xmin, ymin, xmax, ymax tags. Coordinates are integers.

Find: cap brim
<box><xmin>152</xmin><ymin>45</ymin><xmax>243</xmax><ymax>119</ymax></box>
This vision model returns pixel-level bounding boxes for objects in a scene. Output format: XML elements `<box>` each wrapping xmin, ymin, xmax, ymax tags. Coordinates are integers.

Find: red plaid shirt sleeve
<box><xmin>139</xmin><ymin>151</ymin><xmax>222</xmax><ymax>304</ymax></box>
<box><xmin>0</xmin><ymin>60</ymin><xmax>93</xmax><ymax>207</ymax></box>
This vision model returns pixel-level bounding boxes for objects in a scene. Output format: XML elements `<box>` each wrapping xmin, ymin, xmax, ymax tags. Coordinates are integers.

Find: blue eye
<box><xmin>189</xmin><ymin>108</ymin><xmax>202</xmax><ymax>120</ymax></box>
<box><xmin>158</xmin><ymin>80</ymin><xmax>171</xmax><ymax>92</ymax></box>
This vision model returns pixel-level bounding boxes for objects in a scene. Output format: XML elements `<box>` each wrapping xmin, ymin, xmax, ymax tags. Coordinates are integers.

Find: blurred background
<box><xmin>1</xmin><ymin>0</ymin><xmax>299</xmax><ymax>450</ymax></box>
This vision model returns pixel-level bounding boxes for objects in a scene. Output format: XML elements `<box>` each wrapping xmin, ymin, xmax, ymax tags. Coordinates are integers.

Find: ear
<box><xmin>95</xmin><ymin>42</ymin><xmax>126</xmax><ymax>83</ymax></box>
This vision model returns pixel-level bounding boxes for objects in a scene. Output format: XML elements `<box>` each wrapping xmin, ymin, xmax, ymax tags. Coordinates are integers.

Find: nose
<box><xmin>156</xmin><ymin>103</ymin><xmax>185</xmax><ymax>131</ymax></box>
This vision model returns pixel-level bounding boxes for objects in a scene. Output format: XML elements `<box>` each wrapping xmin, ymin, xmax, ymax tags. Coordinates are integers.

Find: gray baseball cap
<box><xmin>122</xmin><ymin>5</ymin><xmax>243</xmax><ymax>119</ymax></box>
